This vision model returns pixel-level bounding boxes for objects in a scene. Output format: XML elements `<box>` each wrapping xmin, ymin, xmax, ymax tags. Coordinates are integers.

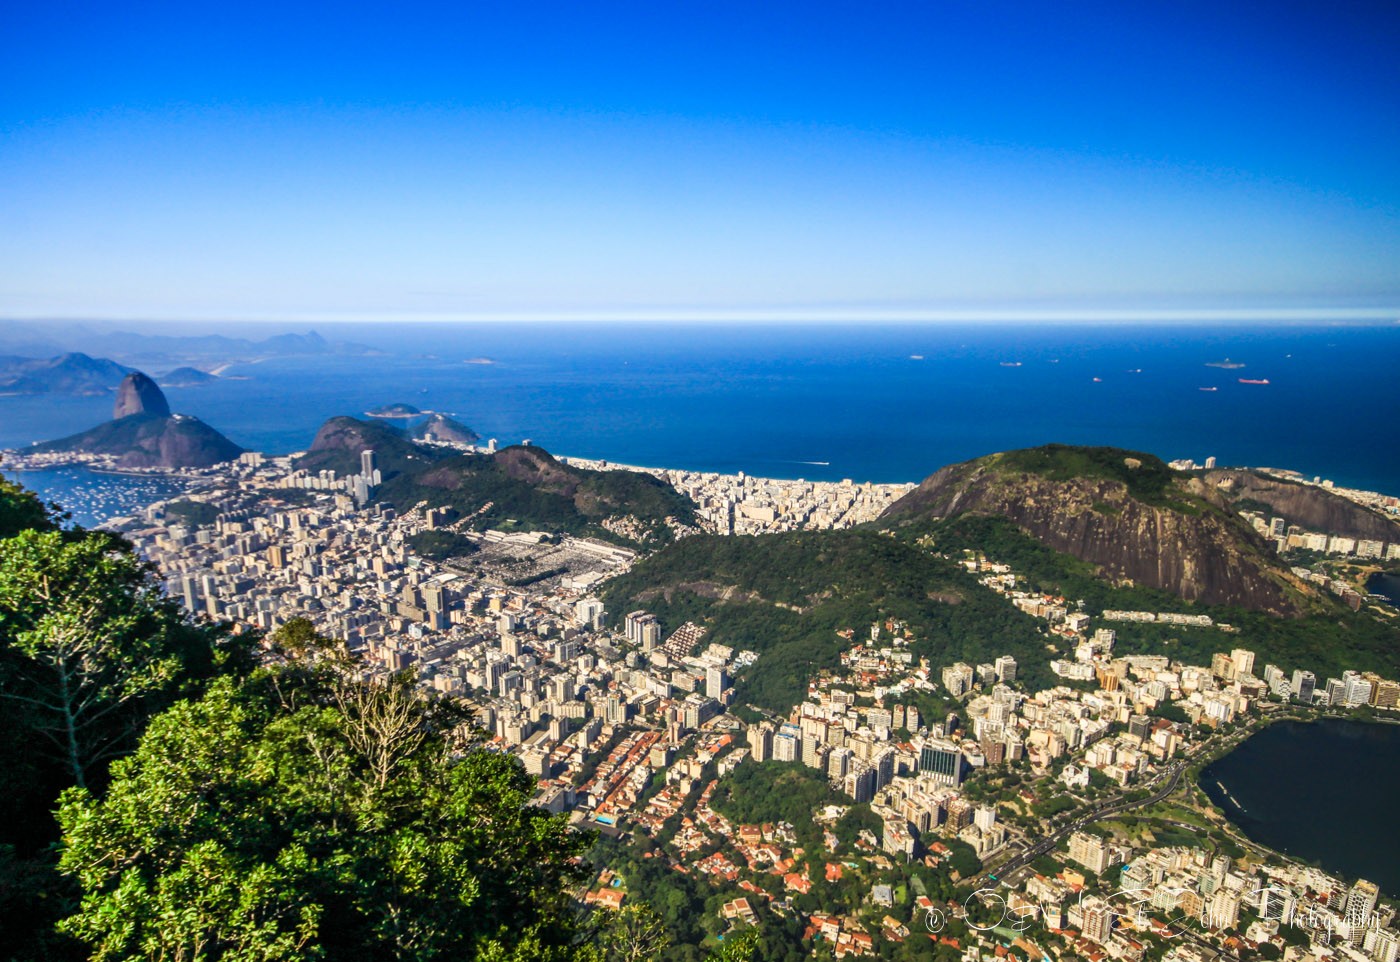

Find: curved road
<box><xmin>972</xmin><ymin>761</ymin><xmax>1187</xmax><ymax>886</ymax></box>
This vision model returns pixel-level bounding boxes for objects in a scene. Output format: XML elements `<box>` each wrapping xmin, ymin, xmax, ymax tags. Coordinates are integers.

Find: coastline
<box><xmin>5</xmin><ymin>444</ymin><xmax>1400</xmax><ymax>518</ymax></box>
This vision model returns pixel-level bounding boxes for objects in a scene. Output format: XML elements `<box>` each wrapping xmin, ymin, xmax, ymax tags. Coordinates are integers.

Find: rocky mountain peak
<box><xmin>113</xmin><ymin>372</ymin><xmax>171</xmax><ymax>419</ymax></box>
<box><xmin>881</xmin><ymin>445</ymin><xmax>1318</xmax><ymax>616</ymax></box>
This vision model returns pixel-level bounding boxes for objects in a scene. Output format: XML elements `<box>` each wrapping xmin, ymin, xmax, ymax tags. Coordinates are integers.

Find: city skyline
<box><xmin>3</xmin><ymin>2</ymin><xmax>1399</xmax><ymax>321</ymax></box>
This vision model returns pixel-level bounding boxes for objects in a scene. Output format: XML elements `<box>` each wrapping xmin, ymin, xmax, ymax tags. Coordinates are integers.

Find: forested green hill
<box><xmin>601</xmin><ymin>530</ymin><xmax>1055</xmax><ymax>710</ymax></box>
<box><xmin>903</xmin><ymin>515</ymin><xmax>1400</xmax><ymax>683</ymax></box>
<box><xmin>297</xmin><ymin>417</ymin><xmax>696</xmax><ymax>547</ymax></box>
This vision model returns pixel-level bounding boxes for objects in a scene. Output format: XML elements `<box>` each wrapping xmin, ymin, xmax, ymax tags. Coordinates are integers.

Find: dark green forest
<box><xmin>709</xmin><ymin>762</ymin><xmax>847</xmax><ymax>828</ymax></box>
<box><xmin>992</xmin><ymin>445</ymin><xmax>1186</xmax><ymax>507</ymax></box>
<box><xmin>407</xmin><ymin>528</ymin><xmax>480</xmax><ymax>561</ymax></box>
<box><xmin>380</xmin><ymin>449</ymin><xmax>696</xmax><ymax>546</ymax></box>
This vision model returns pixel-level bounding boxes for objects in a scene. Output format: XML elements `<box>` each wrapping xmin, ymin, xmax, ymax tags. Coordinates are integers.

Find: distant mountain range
<box><xmin>0</xmin><ymin>324</ymin><xmax>381</xmax><ymax>370</ymax></box>
<box><xmin>0</xmin><ymin>353</ymin><xmax>133</xmax><ymax>396</ymax></box>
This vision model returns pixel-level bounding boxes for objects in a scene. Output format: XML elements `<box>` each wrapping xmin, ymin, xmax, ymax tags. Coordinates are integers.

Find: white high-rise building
<box><xmin>773</xmin><ymin>729</ymin><xmax>799</xmax><ymax>762</ymax></box>
<box><xmin>995</xmin><ymin>654</ymin><xmax>1018</xmax><ymax>684</ymax></box>
<box><xmin>1344</xmin><ymin>880</ymin><xmax>1379</xmax><ymax>942</ymax></box>
<box><xmin>1231</xmin><ymin>648</ymin><xmax>1256</xmax><ymax>678</ymax></box>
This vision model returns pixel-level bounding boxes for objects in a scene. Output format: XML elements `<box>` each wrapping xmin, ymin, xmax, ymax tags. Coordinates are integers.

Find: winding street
<box><xmin>971</xmin><ymin>760</ymin><xmax>1187</xmax><ymax>887</ymax></box>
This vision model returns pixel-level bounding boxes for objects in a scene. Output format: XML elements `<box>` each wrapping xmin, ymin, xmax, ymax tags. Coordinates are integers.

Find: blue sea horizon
<box><xmin>2</xmin><ymin>322</ymin><xmax>1398</xmax><ymax>507</ymax></box>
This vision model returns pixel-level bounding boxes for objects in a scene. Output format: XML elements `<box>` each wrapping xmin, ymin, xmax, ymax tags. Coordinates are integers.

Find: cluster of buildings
<box><xmin>121</xmin><ymin>455</ymin><xmax>631</xmax><ymax>654</ymax></box>
<box><xmin>276</xmin><ymin>448</ymin><xmax>381</xmax><ymax>504</ymax></box>
<box><xmin>66</xmin><ymin>444</ymin><xmax>1400</xmax><ymax>961</ymax></box>
<box><xmin>960</xmin><ymin>540</ymin><xmax>1400</xmax><ymax>721</ymax></box>
<box><xmin>1239</xmin><ymin>509</ymin><xmax>1400</xmax><ymax>567</ymax></box>
<box><xmin>1</xmin><ymin>446</ymin><xmax>224</xmax><ymax>477</ymax></box>
<box><xmin>1004</xmin><ymin>842</ymin><xmax>1398</xmax><ymax>962</ymax></box>
<box><xmin>559</xmin><ymin>455</ymin><xmax>914</xmax><ymax>534</ymax></box>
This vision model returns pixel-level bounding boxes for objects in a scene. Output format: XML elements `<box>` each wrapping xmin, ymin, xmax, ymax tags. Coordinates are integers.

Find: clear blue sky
<box><xmin>2</xmin><ymin>1</ymin><xmax>1398</xmax><ymax>321</ymax></box>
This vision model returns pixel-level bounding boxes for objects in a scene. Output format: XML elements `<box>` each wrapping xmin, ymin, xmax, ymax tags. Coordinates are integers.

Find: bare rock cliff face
<box><xmin>1204</xmin><ymin>469</ymin><xmax>1400</xmax><ymax>543</ymax></box>
<box><xmin>34</xmin><ymin>368</ymin><xmax>241</xmax><ymax>468</ymax></box>
<box><xmin>883</xmin><ymin>460</ymin><xmax>1313</xmax><ymax>616</ymax></box>
<box><xmin>411</xmin><ymin>414</ymin><xmax>479</xmax><ymax>445</ymax></box>
<box><xmin>111</xmin><ymin>415</ymin><xmax>243</xmax><ymax>468</ymax></box>
<box><xmin>494</xmin><ymin>446</ymin><xmax>579</xmax><ymax>494</ymax></box>
<box><xmin>112</xmin><ymin>372</ymin><xmax>171</xmax><ymax>419</ymax></box>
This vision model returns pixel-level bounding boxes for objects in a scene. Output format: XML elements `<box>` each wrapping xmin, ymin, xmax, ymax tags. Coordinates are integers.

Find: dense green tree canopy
<box><xmin>0</xmin><ymin>527</ymin><xmax>244</xmax><ymax>789</ymax></box>
<box><xmin>0</xmin><ymin>468</ymin><xmax>60</xmax><ymax>537</ymax></box>
<box><xmin>57</xmin><ymin>666</ymin><xmax>594</xmax><ymax>962</ymax></box>
<box><xmin>0</xmin><ymin>472</ymin><xmax>254</xmax><ymax>960</ymax></box>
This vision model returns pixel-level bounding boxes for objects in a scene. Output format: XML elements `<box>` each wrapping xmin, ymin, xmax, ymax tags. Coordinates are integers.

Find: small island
<box><xmin>365</xmin><ymin>403</ymin><xmax>424</xmax><ymax>418</ymax></box>
<box><xmin>158</xmin><ymin>366</ymin><xmax>219</xmax><ymax>387</ymax></box>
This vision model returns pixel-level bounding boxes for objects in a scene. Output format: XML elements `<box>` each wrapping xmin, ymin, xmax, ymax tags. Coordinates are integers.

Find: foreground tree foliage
<box><xmin>0</xmin><ymin>471</ymin><xmax>252</xmax><ymax>961</ymax></box>
<box><xmin>55</xmin><ymin>650</ymin><xmax>596</xmax><ymax>962</ymax></box>
<box><xmin>0</xmin><ymin>528</ymin><xmax>248</xmax><ymax>789</ymax></box>
<box><xmin>0</xmin><ymin>470</ymin><xmax>60</xmax><ymax>539</ymax></box>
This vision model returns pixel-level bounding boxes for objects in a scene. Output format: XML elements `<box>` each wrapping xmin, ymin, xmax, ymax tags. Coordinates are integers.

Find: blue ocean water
<box><xmin>2</xmin><ymin>323</ymin><xmax>1398</xmax><ymax>501</ymax></box>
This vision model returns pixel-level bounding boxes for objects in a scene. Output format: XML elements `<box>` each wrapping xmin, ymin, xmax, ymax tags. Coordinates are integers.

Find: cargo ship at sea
<box><xmin>1239</xmin><ymin>378</ymin><xmax>1270</xmax><ymax>385</ymax></box>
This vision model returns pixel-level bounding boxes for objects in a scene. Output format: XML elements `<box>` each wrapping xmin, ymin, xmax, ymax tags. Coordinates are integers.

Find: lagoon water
<box><xmin>1200</xmin><ymin>718</ymin><xmax>1400</xmax><ymax>896</ymax></box>
<box><xmin>2</xmin><ymin>322</ymin><xmax>1399</xmax><ymax>521</ymax></box>
<box><xmin>1368</xmin><ymin>572</ymin><xmax>1400</xmax><ymax>606</ymax></box>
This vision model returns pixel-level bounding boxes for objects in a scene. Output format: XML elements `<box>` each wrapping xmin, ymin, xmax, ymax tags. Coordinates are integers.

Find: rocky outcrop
<box><xmin>113</xmin><ymin>372</ymin><xmax>171</xmax><ymax>419</ymax></box>
<box><xmin>35</xmin><ymin>414</ymin><xmax>242</xmax><ymax>468</ymax></box>
<box><xmin>882</xmin><ymin>447</ymin><xmax>1316</xmax><ymax>616</ymax></box>
<box><xmin>157</xmin><ymin>367</ymin><xmax>218</xmax><ymax>387</ymax></box>
<box><xmin>410</xmin><ymin>446</ymin><xmax>579</xmax><ymax>496</ymax></box>
<box><xmin>494</xmin><ymin>445</ymin><xmax>580</xmax><ymax>494</ymax></box>
<box><xmin>410</xmin><ymin>414</ymin><xmax>479</xmax><ymax>445</ymax></box>
<box><xmin>1204</xmin><ymin>469</ymin><xmax>1400</xmax><ymax>543</ymax></box>
<box><xmin>305</xmin><ymin>416</ymin><xmax>407</xmax><ymax>455</ymax></box>
<box><xmin>366</xmin><ymin>403</ymin><xmax>421</xmax><ymax>417</ymax></box>
<box><xmin>34</xmin><ymin>368</ymin><xmax>241</xmax><ymax>468</ymax></box>
<box><xmin>295</xmin><ymin>416</ymin><xmax>442</xmax><ymax>480</ymax></box>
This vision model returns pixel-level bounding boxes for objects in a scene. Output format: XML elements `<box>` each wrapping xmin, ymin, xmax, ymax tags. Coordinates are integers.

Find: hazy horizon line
<box><xmin>3</xmin><ymin>306</ymin><xmax>1399</xmax><ymax>327</ymax></box>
